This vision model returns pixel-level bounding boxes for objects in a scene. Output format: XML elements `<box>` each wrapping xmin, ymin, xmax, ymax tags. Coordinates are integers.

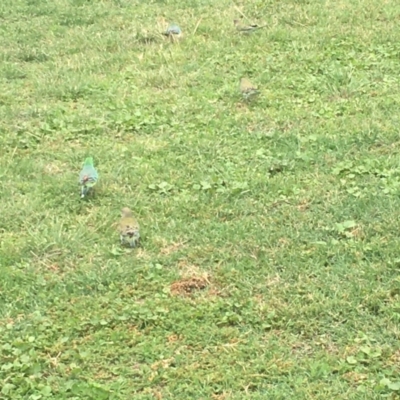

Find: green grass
<box><xmin>1</xmin><ymin>0</ymin><xmax>400</xmax><ymax>398</ymax></box>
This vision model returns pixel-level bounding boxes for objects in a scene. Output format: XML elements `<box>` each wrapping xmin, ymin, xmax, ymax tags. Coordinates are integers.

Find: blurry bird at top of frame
<box><xmin>163</xmin><ymin>23</ymin><xmax>183</xmax><ymax>41</ymax></box>
<box><xmin>239</xmin><ymin>77</ymin><xmax>259</xmax><ymax>100</ymax></box>
<box><xmin>234</xmin><ymin>19</ymin><xmax>267</xmax><ymax>33</ymax></box>
<box><xmin>119</xmin><ymin>207</ymin><xmax>140</xmax><ymax>248</ymax></box>
<box><xmin>79</xmin><ymin>157</ymin><xmax>98</xmax><ymax>199</ymax></box>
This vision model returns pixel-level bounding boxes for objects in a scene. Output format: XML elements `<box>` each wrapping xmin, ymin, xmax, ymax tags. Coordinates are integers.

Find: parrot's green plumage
<box><xmin>162</xmin><ymin>23</ymin><xmax>183</xmax><ymax>42</ymax></box>
<box><xmin>79</xmin><ymin>157</ymin><xmax>98</xmax><ymax>198</ymax></box>
<box><xmin>119</xmin><ymin>207</ymin><xmax>140</xmax><ymax>247</ymax></box>
<box><xmin>239</xmin><ymin>77</ymin><xmax>259</xmax><ymax>100</ymax></box>
<box><xmin>163</xmin><ymin>23</ymin><xmax>182</xmax><ymax>36</ymax></box>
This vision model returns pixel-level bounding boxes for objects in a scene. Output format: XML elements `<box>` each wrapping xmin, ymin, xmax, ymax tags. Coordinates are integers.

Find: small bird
<box><xmin>163</xmin><ymin>24</ymin><xmax>183</xmax><ymax>40</ymax></box>
<box><xmin>239</xmin><ymin>77</ymin><xmax>259</xmax><ymax>100</ymax></box>
<box><xmin>234</xmin><ymin>19</ymin><xmax>266</xmax><ymax>33</ymax></box>
<box><xmin>119</xmin><ymin>207</ymin><xmax>140</xmax><ymax>248</ymax></box>
<box><xmin>79</xmin><ymin>157</ymin><xmax>98</xmax><ymax>198</ymax></box>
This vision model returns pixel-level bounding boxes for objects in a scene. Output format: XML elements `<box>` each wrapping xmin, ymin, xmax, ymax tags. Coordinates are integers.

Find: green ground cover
<box><xmin>1</xmin><ymin>0</ymin><xmax>400</xmax><ymax>398</ymax></box>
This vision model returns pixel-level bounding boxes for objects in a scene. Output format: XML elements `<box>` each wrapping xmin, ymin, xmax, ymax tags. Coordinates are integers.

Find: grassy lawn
<box><xmin>1</xmin><ymin>0</ymin><xmax>400</xmax><ymax>398</ymax></box>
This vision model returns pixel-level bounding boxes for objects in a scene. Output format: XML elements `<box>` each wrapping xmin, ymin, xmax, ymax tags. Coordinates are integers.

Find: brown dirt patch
<box><xmin>170</xmin><ymin>276</ymin><xmax>210</xmax><ymax>296</ymax></box>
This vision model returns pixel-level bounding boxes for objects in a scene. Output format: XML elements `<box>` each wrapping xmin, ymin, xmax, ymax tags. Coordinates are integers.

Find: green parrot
<box><xmin>163</xmin><ymin>23</ymin><xmax>182</xmax><ymax>37</ymax></box>
<box><xmin>79</xmin><ymin>157</ymin><xmax>98</xmax><ymax>198</ymax></box>
<box><xmin>162</xmin><ymin>23</ymin><xmax>183</xmax><ymax>42</ymax></box>
<box><xmin>239</xmin><ymin>77</ymin><xmax>259</xmax><ymax>100</ymax></box>
<box><xmin>119</xmin><ymin>207</ymin><xmax>140</xmax><ymax>247</ymax></box>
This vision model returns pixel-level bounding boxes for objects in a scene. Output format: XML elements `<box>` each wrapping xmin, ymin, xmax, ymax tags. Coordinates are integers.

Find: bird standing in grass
<box><xmin>119</xmin><ymin>207</ymin><xmax>140</xmax><ymax>248</ymax></box>
<box><xmin>234</xmin><ymin>19</ymin><xmax>266</xmax><ymax>33</ymax></box>
<box><xmin>163</xmin><ymin>23</ymin><xmax>183</xmax><ymax>40</ymax></box>
<box><xmin>239</xmin><ymin>77</ymin><xmax>259</xmax><ymax>100</ymax></box>
<box><xmin>79</xmin><ymin>157</ymin><xmax>98</xmax><ymax>198</ymax></box>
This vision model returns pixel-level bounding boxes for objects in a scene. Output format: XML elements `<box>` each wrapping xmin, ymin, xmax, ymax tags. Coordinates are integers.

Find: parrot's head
<box><xmin>121</xmin><ymin>207</ymin><xmax>133</xmax><ymax>218</ymax></box>
<box><xmin>240</xmin><ymin>77</ymin><xmax>250</xmax><ymax>88</ymax></box>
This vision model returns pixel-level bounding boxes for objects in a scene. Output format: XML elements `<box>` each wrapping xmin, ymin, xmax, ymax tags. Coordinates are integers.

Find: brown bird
<box><xmin>239</xmin><ymin>77</ymin><xmax>259</xmax><ymax>99</ymax></box>
<box><xmin>119</xmin><ymin>207</ymin><xmax>140</xmax><ymax>247</ymax></box>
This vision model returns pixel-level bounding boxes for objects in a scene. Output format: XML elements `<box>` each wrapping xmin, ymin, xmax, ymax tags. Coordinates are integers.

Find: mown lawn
<box><xmin>1</xmin><ymin>0</ymin><xmax>400</xmax><ymax>398</ymax></box>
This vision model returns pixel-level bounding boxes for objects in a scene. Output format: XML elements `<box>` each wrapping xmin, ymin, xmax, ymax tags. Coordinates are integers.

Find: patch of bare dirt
<box><xmin>170</xmin><ymin>276</ymin><xmax>210</xmax><ymax>296</ymax></box>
